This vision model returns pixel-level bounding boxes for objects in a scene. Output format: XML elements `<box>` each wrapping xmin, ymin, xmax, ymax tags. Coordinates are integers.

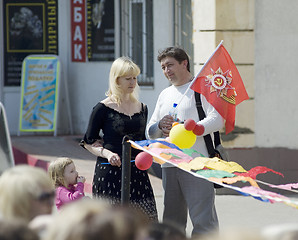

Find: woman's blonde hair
<box><xmin>44</xmin><ymin>199</ymin><xmax>110</xmax><ymax>240</ymax></box>
<box><xmin>48</xmin><ymin>157</ymin><xmax>73</xmax><ymax>188</ymax></box>
<box><xmin>44</xmin><ymin>199</ymin><xmax>149</xmax><ymax>240</ymax></box>
<box><xmin>0</xmin><ymin>165</ymin><xmax>53</xmax><ymax>223</ymax></box>
<box><xmin>106</xmin><ymin>56</ymin><xmax>140</xmax><ymax>105</ymax></box>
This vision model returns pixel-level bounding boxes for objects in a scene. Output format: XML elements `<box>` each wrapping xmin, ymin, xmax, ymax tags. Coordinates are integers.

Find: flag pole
<box><xmin>174</xmin><ymin>40</ymin><xmax>224</xmax><ymax>112</ymax></box>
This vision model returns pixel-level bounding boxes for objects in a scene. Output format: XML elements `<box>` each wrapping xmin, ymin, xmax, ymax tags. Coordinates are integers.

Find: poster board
<box><xmin>18</xmin><ymin>55</ymin><xmax>60</xmax><ymax>135</ymax></box>
<box><xmin>0</xmin><ymin>102</ymin><xmax>15</xmax><ymax>174</ymax></box>
<box><xmin>3</xmin><ymin>0</ymin><xmax>58</xmax><ymax>86</ymax></box>
<box><xmin>87</xmin><ymin>0</ymin><xmax>115</xmax><ymax>61</ymax></box>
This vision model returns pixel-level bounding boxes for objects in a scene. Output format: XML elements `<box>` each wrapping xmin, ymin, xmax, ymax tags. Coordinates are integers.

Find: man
<box><xmin>146</xmin><ymin>47</ymin><xmax>224</xmax><ymax>236</ymax></box>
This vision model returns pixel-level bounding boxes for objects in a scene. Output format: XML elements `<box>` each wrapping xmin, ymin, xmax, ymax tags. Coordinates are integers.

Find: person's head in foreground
<box><xmin>43</xmin><ymin>198</ymin><xmax>150</xmax><ymax>240</ymax></box>
<box><xmin>0</xmin><ymin>219</ymin><xmax>39</xmax><ymax>240</ymax></box>
<box><xmin>0</xmin><ymin>165</ymin><xmax>54</xmax><ymax>223</ymax></box>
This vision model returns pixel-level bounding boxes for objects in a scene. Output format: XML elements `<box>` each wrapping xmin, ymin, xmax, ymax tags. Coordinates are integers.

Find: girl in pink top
<box><xmin>48</xmin><ymin>157</ymin><xmax>86</xmax><ymax>210</ymax></box>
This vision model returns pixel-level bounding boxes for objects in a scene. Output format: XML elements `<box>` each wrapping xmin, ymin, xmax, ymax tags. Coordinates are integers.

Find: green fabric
<box><xmin>182</xmin><ymin>148</ymin><xmax>205</xmax><ymax>157</ymax></box>
<box><xmin>196</xmin><ymin>170</ymin><xmax>235</xmax><ymax>178</ymax></box>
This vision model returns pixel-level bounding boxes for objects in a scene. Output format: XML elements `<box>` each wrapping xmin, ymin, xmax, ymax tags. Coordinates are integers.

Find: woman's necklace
<box><xmin>119</xmin><ymin>102</ymin><xmax>132</xmax><ymax>116</ymax></box>
<box><xmin>110</xmin><ymin>96</ymin><xmax>138</xmax><ymax>119</ymax></box>
<box><xmin>119</xmin><ymin>101</ymin><xmax>139</xmax><ymax>119</ymax></box>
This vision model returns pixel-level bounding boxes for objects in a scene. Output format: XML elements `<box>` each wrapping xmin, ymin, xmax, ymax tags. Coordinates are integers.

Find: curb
<box><xmin>12</xmin><ymin>146</ymin><xmax>92</xmax><ymax>194</ymax></box>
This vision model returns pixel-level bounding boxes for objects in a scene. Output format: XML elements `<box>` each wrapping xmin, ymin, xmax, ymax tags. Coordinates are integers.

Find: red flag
<box><xmin>191</xmin><ymin>42</ymin><xmax>249</xmax><ymax>134</ymax></box>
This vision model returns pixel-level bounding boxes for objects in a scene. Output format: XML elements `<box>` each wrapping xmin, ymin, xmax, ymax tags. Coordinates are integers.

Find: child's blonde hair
<box><xmin>48</xmin><ymin>157</ymin><xmax>73</xmax><ymax>188</ymax></box>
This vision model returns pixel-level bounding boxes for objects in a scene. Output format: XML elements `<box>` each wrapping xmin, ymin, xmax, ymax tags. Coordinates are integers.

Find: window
<box><xmin>120</xmin><ymin>0</ymin><xmax>153</xmax><ymax>86</ymax></box>
<box><xmin>174</xmin><ymin>0</ymin><xmax>194</xmax><ymax>73</ymax></box>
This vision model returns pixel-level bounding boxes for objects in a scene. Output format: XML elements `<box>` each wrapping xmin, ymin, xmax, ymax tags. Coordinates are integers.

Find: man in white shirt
<box><xmin>146</xmin><ymin>47</ymin><xmax>224</xmax><ymax>236</ymax></box>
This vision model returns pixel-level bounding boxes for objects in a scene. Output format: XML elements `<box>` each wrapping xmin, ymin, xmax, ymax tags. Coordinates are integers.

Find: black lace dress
<box><xmin>83</xmin><ymin>102</ymin><xmax>157</xmax><ymax>220</ymax></box>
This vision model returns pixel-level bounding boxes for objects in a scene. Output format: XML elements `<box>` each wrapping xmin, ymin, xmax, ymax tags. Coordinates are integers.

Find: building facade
<box><xmin>1</xmin><ymin>0</ymin><xmax>298</xmax><ymax>186</ymax></box>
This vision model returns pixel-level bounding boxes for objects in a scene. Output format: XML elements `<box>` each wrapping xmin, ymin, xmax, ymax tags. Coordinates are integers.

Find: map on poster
<box><xmin>19</xmin><ymin>55</ymin><xmax>60</xmax><ymax>133</ymax></box>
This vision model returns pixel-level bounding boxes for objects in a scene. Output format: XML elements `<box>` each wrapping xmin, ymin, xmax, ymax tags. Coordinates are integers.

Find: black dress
<box><xmin>83</xmin><ymin>102</ymin><xmax>158</xmax><ymax>220</ymax></box>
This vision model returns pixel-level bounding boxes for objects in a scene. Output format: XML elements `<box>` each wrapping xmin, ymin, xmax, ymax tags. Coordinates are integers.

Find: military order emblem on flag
<box><xmin>191</xmin><ymin>41</ymin><xmax>249</xmax><ymax>134</ymax></box>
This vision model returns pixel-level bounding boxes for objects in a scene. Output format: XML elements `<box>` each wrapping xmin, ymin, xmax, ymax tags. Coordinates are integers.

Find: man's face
<box><xmin>160</xmin><ymin>57</ymin><xmax>188</xmax><ymax>86</ymax></box>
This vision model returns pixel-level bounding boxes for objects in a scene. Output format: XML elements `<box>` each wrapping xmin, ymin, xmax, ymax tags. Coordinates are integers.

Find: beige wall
<box><xmin>255</xmin><ymin>0</ymin><xmax>298</xmax><ymax>149</ymax></box>
<box><xmin>3</xmin><ymin>0</ymin><xmax>298</xmax><ymax>150</ymax></box>
<box><xmin>193</xmin><ymin>0</ymin><xmax>255</xmax><ymax>148</ymax></box>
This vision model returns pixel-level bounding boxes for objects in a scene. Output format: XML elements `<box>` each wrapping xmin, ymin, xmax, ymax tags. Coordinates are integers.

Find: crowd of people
<box><xmin>1</xmin><ymin>48</ymin><xmax>297</xmax><ymax>240</ymax></box>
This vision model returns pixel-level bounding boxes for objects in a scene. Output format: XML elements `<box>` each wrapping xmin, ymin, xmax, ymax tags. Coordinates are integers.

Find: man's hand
<box><xmin>159</xmin><ymin>115</ymin><xmax>177</xmax><ymax>137</ymax></box>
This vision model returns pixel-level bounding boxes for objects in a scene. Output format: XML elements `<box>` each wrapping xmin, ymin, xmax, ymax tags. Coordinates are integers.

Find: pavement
<box><xmin>10</xmin><ymin>135</ymin><xmax>298</xmax><ymax>237</ymax></box>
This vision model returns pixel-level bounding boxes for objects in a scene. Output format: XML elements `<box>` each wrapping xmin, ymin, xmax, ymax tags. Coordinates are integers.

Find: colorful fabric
<box><xmin>148</xmin><ymin>148</ymin><xmax>193</xmax><ymax>164</ymax></box>
<box><xmin>240</xmin><ymin>186</ymin><xmax>289</xmax><ymax>203</ymax></box>
<box><xmin>128</xmin><ymin>140</ymin><xmax>298</xmax><ymax>210</ymax></box>
<box><xmin>203</xmin><ymin>157</ymin><xmax>247</xmax><ymax>173</ymax></box>
<box><xmin>209</xmin><ymin>176</ymin><xmax>259</xmax><ymax>188</ymax></box>
<box><xmin>234</xmin><ymin>166</ymin><xmax>284</xmax><ymax>179</ymax></box>
<box><xmin>196</xmin><ymin>170</ymin><xmax>235</xmax><ymax>179</ymax></box>
<box><xmin>135</xmin><ymin>139</ymin><xmax>182</xmax><ymax>150</ymax></box>
<box><xmin>178</xmin><ymin>158</ymin><xmax>206</xmax><ymax>171</ymax></box>
<box><xmin>268</xmin><ymin>183</ymin><xmax>298</xmax><ymax>191</ymax></box>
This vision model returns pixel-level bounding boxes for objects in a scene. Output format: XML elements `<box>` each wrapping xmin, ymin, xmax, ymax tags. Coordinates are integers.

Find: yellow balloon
<box><xmin>169</xmin><ymin>123</ymin><xmax>196</xmax><ymax>149</ymax></box>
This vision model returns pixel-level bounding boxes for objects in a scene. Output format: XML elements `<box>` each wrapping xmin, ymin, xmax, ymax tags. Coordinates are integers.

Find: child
<box><xmin>48</xmin><ymin>157</ymin><xmax>86</xmax><ymax>210</ymax></box>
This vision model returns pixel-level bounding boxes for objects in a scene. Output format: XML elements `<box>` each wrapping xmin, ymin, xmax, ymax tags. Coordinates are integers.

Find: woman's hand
<box><xmin>107</xmin><ymin>153</ymin><xmax>121</xmax><ymax>167</ymax></box>
<box><xmin>84</xmin><ymin>142</ymin><xmax>121</xmax><ymax>167</ymax></box>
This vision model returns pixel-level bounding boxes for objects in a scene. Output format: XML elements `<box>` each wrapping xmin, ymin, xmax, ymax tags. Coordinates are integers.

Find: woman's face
<box><xmin>63</xmin><ymin>163</ymin><xmax>78</xmax><ymax>186</ymax></box>
<box><xmin>117</xmin><ymin>75</ymin><xmax>137</xmax><ymax>94</ymax></box>
<box><xmin>30</xmin><ymin>188</ymin><xmax>55</xmax><ymax>220</ymax></box>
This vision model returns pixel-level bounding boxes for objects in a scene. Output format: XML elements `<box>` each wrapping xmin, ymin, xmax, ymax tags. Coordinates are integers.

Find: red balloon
<box><xmin>135</xmin><ymin>152</ymin><xmax>153</xmax><ymax>170</ymax></box>
<box><xmin>184</xmin><ymin>119</ymin><xmax>196</xmax><ymax>131</ymax></box>
<box><xmin>192</xmin><ymin>124</ymin><xmax>205</xmax><ymax>136</ymax></box>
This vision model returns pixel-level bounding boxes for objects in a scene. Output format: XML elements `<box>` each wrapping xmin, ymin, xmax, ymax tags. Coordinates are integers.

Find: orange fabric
<box><xmin>209</xmin><ymin>176</ymin><xmax>259</xmax><ymax>188</ymax></box>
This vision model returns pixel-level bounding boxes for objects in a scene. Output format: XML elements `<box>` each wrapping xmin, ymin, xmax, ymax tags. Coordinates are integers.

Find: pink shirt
<box><xmin>55</xmin><ymin>182</ymin><xmax>85</xmax><ymax>210</ymax></box>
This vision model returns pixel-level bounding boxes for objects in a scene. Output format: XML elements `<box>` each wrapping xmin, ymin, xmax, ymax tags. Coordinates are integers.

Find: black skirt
<box><xmin>92</xmin><ymin>158</ymin><xmax>158</xmax><ymax>221</ymax></box>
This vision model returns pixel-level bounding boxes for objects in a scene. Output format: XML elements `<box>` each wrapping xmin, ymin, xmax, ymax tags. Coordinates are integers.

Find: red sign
<box><xmin>71</xmin><ymin>0</ymin><xmax>86</xmax><ymax>62</ymax></box>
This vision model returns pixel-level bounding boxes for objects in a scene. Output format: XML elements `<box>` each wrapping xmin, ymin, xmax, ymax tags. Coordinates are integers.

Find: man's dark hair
<box><xmin>157</xmin><ymin>47</ymin><xmax>190</xmax><ymax>72</ymax></box>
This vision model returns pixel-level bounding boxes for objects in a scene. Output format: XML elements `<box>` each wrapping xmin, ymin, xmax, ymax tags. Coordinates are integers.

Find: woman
<box><xmin>44</xmin><ymin>199</ymin><xmax>150</xmax><ymax>240</ymax></box>
<box><xmin>81</xmin><ymin>57</ymin><xmax>157</xmax><ymax>220</ymax></box>
<box><xmin>0</xmin><ymin>165</ymin><xmax>55</xmax><ymax>223</ymax></box>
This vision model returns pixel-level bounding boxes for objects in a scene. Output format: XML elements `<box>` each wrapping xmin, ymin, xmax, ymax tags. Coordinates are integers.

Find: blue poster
<box><xmin>19</xmin><ymin>55</ymin><xmax>60</xmax><ymax>132</ymax></box>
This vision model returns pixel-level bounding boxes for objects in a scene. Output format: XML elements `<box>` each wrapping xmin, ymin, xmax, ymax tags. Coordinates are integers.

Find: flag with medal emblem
<box><xmin>191</xmin><ymin>41</ymin><xmax>249</xmax><ymax>134</ymax></box>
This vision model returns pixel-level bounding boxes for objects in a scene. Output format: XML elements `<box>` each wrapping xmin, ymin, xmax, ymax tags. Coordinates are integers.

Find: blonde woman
<box><xmin>0</xmin><ymin>165</ymin><xmax>54</xmax><ymax>223</ymax></box>
<box><xmin>43</xmin><ymin>199</ymin><xmax>149</xmax><ymax>240</ymax></box>
<box><xmin>48</xmin><ymin>157</ymin><xmax>86</xmax><ymax>210</ymax></box>
<box><xmin>81</xmin><ymin>56</ymin><xmax>157</xmax><ymax>220</ymax></box>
